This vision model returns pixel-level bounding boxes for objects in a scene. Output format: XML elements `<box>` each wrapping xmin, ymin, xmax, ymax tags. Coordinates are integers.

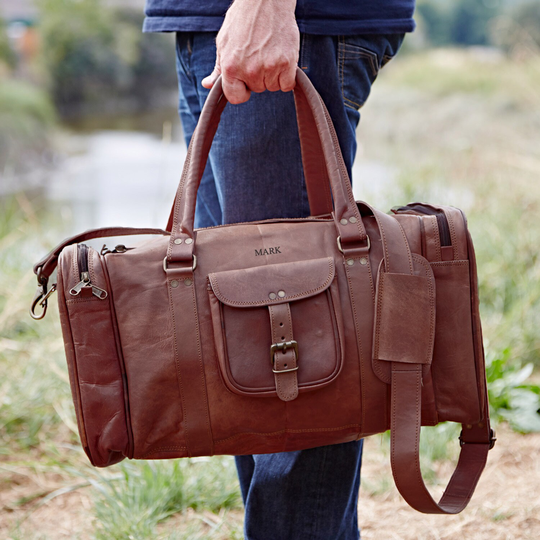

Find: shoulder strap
<box><xmin>390</xmin><ymin>363</ymin><xmax>494</xmax><ymax>513</ymax></box>
<box><xmin>33</xmin><ymin>226</ymin><xmax>169</xmax><ymax>281</ymax></box>
<box><xmin>373</xmin><ymin>210</ymin><xmax>495</xmax><ymax>513</ymax></box>
<box><xmin>31</xmin><ymin>227</ymin><xmax>169</xmax><ymax>319</ymax></box>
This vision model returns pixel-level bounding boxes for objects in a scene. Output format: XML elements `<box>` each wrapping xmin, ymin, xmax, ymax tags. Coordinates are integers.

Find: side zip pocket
<box><xmin>70</xmin><ymin>244</ymin><xmax>108</xmax><ymax>299</ymax></box>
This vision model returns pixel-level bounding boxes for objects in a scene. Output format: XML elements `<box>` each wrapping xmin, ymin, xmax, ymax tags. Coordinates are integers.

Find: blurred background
<box><xmin>1</xmin><ymin>1</ymin><xmax>540</xmax><ymax>539</ymax></box>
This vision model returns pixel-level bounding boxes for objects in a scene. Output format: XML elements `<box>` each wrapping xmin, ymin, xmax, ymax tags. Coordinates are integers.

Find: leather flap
<box><xmin>373</xmin><ymin>271</ymin><xmax>436</xmax><ymax>365</ymax></box>
<box><xmin>208</xmin><ymin>257</ymin><xmax>335</xmax><ymax>307</ymax></box>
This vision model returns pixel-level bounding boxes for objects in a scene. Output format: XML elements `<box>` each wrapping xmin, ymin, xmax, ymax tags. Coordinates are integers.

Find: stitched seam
<box><xmin>391</xmin><ymin>370</ymin><xmax>423</xmax><ymax>503</ymax></box>
<box><xmin>431</xmin><ymin>217</ymin><xmax>442</xmax><ymax>261</ymax></box>
<box><xmin>413</xmin><ymin>254</ymin><xmax>436</xmax><ymax>363</ymax></box>
<box><xmin>430</xmin><ymin>261</ymin><xmax>468</xmax><ymax>267</ymax></box>
<box><xmin>140</xmin><ymin>446</ymin><xmax>187</xmax><ymax>458</ymax></box>
<box><xmin>341</xmin><ymin>44</ymin><xmax>379</xmax><ymax>76</ymax></box>
<box><xmin>271</xmin><ymin>304</ymin><xmax>297</xmax><ymax>401</ymax></box>
<box><xmin>210</xmin><ymin>259</ymin><xmax>334</xmax><ymax>306</ymax></box>
<box><xmin>284</xmin><ymin>303</ymin><xmax>297</xmax><ymax>400</ymax></box>
<box><xmin>343</xmin><ymin>96</ymin><xmax>364</xmax><ymax>108</ymax></box>
<box><xmin>374</xmin><ymin>273</ymin><xmax>385</xmax><ymax>360</ymax></box>
<box><xmin>320</xmin><ymin>104</ymin><xmax>364</xmax><ymax>239</ymax></box>
<box><xmin>198</xmin><ymin>216</ymin><xmax>332</xmax><ymax>232</ymax></box>
<box><xmin>191</xmin><ymin>281</ymin><xmax>213</xmax><ymax>451</ymax></box>
<box><xmin>89</xmin><ymin>249</ymin><xmax>98</xmax><ymax>285</ymax></box>
<box><xmin>169</xmin><ymin>283</ymin><xmax>191</xmax><ymax>454</ymax></box>
<box><xmin>66</xmin><ymin>298</ymin><xmax>100</xmax><ymax>305</ymax></box>
<box><xmin>396</xmin><ymin>219</ymin><xmax>414</xmax><ymax>275</ymax></box>
<box><xmin>373</xmin><ymin>271</ymin><xmax>391</xmax><ymax>383</ymax></box>
<box><xmin>71</xmin><ymin>244</ymin><xmax>79</xmax><ymax>284</ymax></box>
<box><xmin>344</xmin><ymin>263</ymin><xmax>365</xmax><ymax>433</ymax></box>
<box><xmin>446</xmin><ymin>211</ymin><xmax>460</xmax><ymax>258</ymax></box>
<box><xmin>215</xmin><ymin>424</ymin><xmax>361</xmax><ymax>445</ymax></box>
<box><xmin>379</xmin><ymin>219</ymin><xmax>391</xmax><ymax>273</ymax></box>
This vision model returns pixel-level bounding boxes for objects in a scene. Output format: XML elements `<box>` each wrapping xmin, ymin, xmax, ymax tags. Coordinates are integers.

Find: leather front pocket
<box><xmin>207</xmin><ymin>257</ymin><xmax>344</xmax><ymax>399</ymax></box>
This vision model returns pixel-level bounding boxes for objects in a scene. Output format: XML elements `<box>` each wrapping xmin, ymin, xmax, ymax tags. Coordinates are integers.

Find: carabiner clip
<box><xmin>30</xmin><ymin>282</ymin><xmax>57</xmax><ymax>320</ymax></box>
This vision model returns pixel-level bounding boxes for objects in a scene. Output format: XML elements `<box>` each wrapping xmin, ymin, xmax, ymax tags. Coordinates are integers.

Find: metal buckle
<box><xmin>337</xmin><ymin>235</ymin><xmax>370</xmax><ymax>254</ymax></box>
<box><xmin>270</xmin><ymin>340</ymin><xmax>299</xmax><ymax>374</ymax></box>
<box><xmin>163</xmin><ymin>254</ymin><xmax>197</xmax><ymax>272</ymax></box>
<box><xmin>459</xmin><ymin>428</ymin><xmax>497</xmax><ymax>450</ymax></box>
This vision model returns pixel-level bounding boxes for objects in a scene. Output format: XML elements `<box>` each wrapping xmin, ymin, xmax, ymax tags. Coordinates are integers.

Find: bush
<box><xmin>38</xmin><ymin>0</ymin><xmax>176</xmax><ymax>116</ymax></box>
<box><xmin>0</xmin><ymin>79</ymin><xmax>56</xmax><ymax>172</ymax></box>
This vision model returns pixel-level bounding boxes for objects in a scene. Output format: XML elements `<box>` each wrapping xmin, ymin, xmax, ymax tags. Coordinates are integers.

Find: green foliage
<box><xmin>492</xmin><ymin>1</ymin><xmax>540</xmax><ymax>54</ymax></box>
<box><xmin>0</xmin><ymin>18</ymin><xmax>16</xmax><ymax>68</ymax></box>
<box><xmin>38</xmin><ymin>0</ymin><xmax>176</xmax><ymax>116</ymax></box>
<box><xmin>91</xmin><ymin>459</ymin><xmax>241</xmax><ymax>540</ymax></box>
<box><xmin>487</xmin><ymin>349</ymin><xmax>540</xmax><ymax>433</ymax></box>
<box><xmin>416</xmin><ymin>0</ymin><xmax>540</xmax><ymax>47</ymax></box>
<box><xmin>0</xmin><ymin>79</ymin><xmax>56</xmax><ymax>172</ymax></box>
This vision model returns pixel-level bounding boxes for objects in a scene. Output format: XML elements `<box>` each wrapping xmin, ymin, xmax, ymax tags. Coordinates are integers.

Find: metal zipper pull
<box><xmin>69</xmin><ymin>271</ymin><xmax>91</xmax><ymax>296</ymax></box>
<box><xmin>91</xmin><ymin>285</ymin><xmax>108</xmax><ymax>299</ymax></box>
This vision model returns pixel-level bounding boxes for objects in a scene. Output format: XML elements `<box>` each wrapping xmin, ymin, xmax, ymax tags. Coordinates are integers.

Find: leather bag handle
<box><xmin>165</xmin><ymin>84</ymin><xmax>335</xmax><ymax>232</ymax></box>
<box><xmin>166</xmin><ymin>68</ymin><xmax>368</xmax><ymax>267</ymax></box>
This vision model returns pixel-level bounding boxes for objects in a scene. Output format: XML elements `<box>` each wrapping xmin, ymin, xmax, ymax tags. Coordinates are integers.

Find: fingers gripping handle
<box><xmin>167</xmin><ymin>68</ymin><xmax>367</xmax><ymax>266</ymax></box>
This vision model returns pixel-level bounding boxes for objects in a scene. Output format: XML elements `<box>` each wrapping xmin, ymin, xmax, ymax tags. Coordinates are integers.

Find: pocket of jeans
<box><xmin>337</xmin><ymin>34</ymin><xmax>404</xmax><ymax>110</ymax></box>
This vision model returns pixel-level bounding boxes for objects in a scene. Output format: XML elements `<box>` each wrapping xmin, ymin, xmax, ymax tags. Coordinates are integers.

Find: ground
<box><xmin>1</xmin><ymin>425</ymin><xmax>539</xmax><ymax>539</ymax></box>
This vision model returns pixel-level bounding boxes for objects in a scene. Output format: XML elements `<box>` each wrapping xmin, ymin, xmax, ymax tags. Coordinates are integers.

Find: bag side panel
<box><xmin>58</xmin><ymin>246</ymin><xmax>129</xmax><ymax>467</ymax></box>
<box><xmin>104</xmin><ymin>236</ymin><xmax>188</xmax><ymax>459</ymax></box>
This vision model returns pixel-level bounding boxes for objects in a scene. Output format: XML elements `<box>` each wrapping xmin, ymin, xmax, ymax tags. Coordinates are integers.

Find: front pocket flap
<box><xmin>208</xmin><ymin>257</ymin><xmax>335</xmax><ymax>307</ymax></box>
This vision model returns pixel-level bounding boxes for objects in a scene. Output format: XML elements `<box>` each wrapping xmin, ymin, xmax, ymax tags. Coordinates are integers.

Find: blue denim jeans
<box><xmin>175</xmin><ymin>31</ymin><xmax>404</xmax><ymax>540</ymax></box>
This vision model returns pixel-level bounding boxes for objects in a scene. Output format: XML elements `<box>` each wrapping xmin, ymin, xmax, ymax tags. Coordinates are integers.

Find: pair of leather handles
<box><xmin>165</xmin><ymin>67</ymin><xmax>369</xmax><ymax>268</ymax></box>
<box><xmin>34</xmin><ymin>68</ymin><xmax>368</xmax><ymax>286</ymax></box>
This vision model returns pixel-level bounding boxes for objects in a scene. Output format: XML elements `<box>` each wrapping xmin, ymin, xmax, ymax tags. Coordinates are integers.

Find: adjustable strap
<box><xmin>390</xmin><ymin>362</ymin><xmax>494</xmax><ymax>514</ymax></box>
<box><xmin>31</xmin><ymin>226</ymin><xmax>169</xmax><ymax>320</ymax></box>
<box><xmin>268</xmin><ymin>303</ymin><xmax>299</xmax><ymax>402</ymax></box>
<box><xmin>33</xmin><ymin>226</ymin><xmax>169</xmax><ymax>281</ymax></box>
<box><xmin>166</xmin><ymin>264</ymin><xmax>214</xmax><ymax>457</ymax></box>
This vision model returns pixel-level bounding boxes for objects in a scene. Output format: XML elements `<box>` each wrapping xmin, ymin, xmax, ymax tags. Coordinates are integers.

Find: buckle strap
<box><xmin>268</xmin><ymin>303</ymin><xmax>299</xmax><ymax>402</ymax></box>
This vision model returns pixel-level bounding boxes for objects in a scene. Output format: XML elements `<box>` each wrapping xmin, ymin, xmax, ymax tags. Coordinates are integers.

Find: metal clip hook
<box><xmin>30</xmin><ymin>283</ymin><xmax>57</xmax><ymax>320</ymax></box>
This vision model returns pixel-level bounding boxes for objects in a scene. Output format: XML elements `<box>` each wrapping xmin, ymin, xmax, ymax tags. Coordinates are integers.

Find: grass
<box><xmin>1</xmin><ymin>47</ymin><xmax>540</xmax><ymax>538</ymax></box>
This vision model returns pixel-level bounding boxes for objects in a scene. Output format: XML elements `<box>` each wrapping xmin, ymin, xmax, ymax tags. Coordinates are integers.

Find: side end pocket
<box><xmin>430</xmin><ymin>259</ymin><xmax>483</xmax><ymax>424</ymax></box>
<box><xmin>57</xmin><ymin>246</ymin><xmax>129</xmax><ymax>467</ymax></box>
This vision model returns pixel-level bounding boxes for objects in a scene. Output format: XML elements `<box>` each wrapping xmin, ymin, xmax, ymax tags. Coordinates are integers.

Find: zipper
<box><xmin>70</xmin><ymin>244</ymin><xmax>108</xmax><ymax>299</ymax></box>
<box><xmin>100</xmin><ymin>244</ymin><xmax>133</xmax><ymax>256</ymax></box>
<box><xmin>393</xmin><ymin>203</ymin><xmax>452</xmax><ymax>247</ymax></box>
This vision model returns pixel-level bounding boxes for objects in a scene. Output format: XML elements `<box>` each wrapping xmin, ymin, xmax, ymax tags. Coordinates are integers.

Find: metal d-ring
<box><xmin>337</xmin><ymin>235</ymin><xmax>370</xmax><ymax>254</ymax></box>
<box><xmin>163</xmin><ymin>255</ymin><xmax>197</xmax><ymax>273</ymax></box>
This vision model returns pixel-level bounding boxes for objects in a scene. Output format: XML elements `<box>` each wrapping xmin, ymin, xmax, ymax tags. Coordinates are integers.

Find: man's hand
<box><xmin>202</xmin><ymin>0</ymin><xmax>299</xmax><ymax>104</ymax></box>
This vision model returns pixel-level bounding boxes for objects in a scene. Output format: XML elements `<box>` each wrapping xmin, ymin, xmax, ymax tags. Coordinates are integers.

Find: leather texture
<box><xmin>33</xmin><ymin>68</ymin><xmax>494</xmax><ymax>514</ymax></box>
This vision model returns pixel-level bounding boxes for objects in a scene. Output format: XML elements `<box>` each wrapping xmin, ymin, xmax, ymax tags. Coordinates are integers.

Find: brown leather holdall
<box><xmin>31</xmin><ymin>68</ymin><xmax>495</xmax><ymax>514</ymax></box>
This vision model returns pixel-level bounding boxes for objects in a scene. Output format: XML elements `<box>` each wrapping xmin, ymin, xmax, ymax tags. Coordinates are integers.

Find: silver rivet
<box><xmin>269</xmin><ymin>292</ymin><xmax>277</xmax><ymax>300</ymax></box>
<box><xmin>360</xmin><ymin>257</ymin><xmax>368</xmax><ymax>265</ymax></box>
<box><xmin>185</xmin><ymin>238</ymin><xmax>193</xmax><ymax>245</ymax></box>
<box><xmin>184</xmin><ymin>278</ymin><xmax>192</xmax><ymax>286</ymax></box>
<box><xmin>340</xmin><ymin>218</ymin><xmax>348</xmax><ymax>225</ymax></box>
<box><xmin>170</xmin><ymin>280</ymin><xmax>179</xmax><ymax>288</ymax></box>
<box><xmin>174</xmin><ymin>238</ymin><xmax>182</xmax><ymax>245</ymax></box>
<box><xmin>278</xmin><ymin>290</ymin><xmax>286</xmax><ymax>298</ymax></box>
<box><xmin>349</xmin><ymin>216</ymin><xmax>358</xmax><ymax>223</ymax></box>
<box><xmin>346</xmin><ymin>259</ymin><xmax>354</xmax><ymax>266</ymax></box>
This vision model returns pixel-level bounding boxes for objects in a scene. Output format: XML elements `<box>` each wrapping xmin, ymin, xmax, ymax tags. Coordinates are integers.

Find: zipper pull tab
<box><xmin>91</xmin><ymin>285</ymin><xmax>108</xmax><ymax>299</ymax></box>
<box><xmin>69</xmin><ymin>271</ymin><xmax>91</xmax><ymax>296</ymax></box>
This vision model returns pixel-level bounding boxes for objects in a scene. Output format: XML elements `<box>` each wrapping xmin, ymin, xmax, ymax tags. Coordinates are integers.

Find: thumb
<box><xmin>202</xmin><ymin>63</ymin><xmax>221</xmax><ymax>89</ymax></box>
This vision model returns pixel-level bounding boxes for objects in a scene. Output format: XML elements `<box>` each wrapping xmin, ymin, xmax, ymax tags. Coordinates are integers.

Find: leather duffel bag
<box><xmin>31</xmin><ymin>68</ymin><xmax>495</xmax><ymax>514</ymax></box>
